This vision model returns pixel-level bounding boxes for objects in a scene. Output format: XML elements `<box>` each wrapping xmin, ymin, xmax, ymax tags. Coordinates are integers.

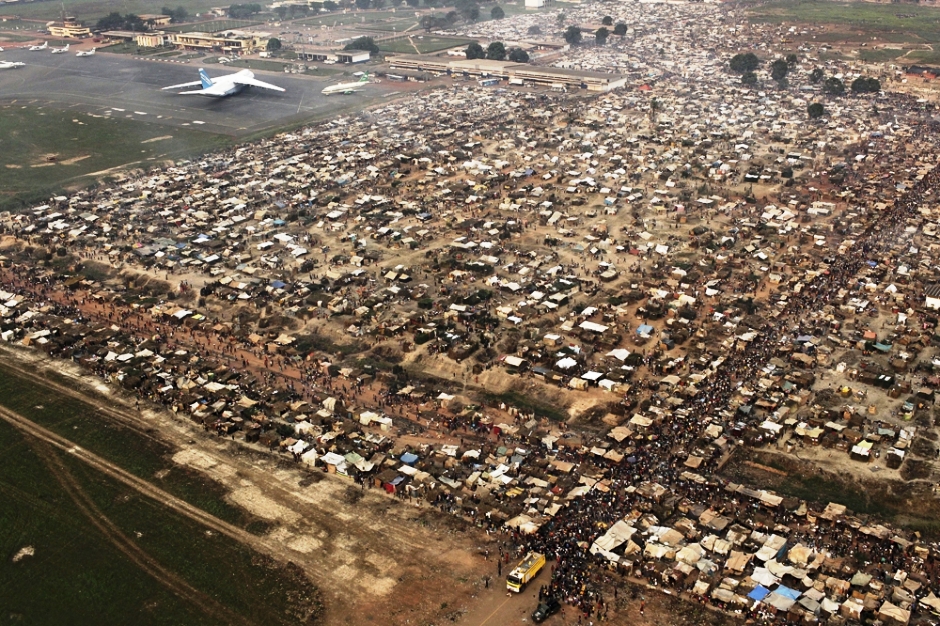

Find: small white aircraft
<box><xmin>321</xmin><ymin>72</ymin><xmax>370</xmax><ymax>96</ymax></box>
<box><xmin>27</xmin><ymin>42</ymin><xmax>48</xmax><ymax>51</ymax></box>
<box><xmin>0</xmin><ymin>61</ymin><xmax>25</xmax><ymax>69</ymax></box>
<box><xmin>76</xmin><ymin>47</ymin><xmax>96</xmax><ymax>57</ymax></box>
<box><xmin>162</xmin><ymin>67</ymin><xmax>285</xmax><ymax>97</ymax></box>
<box><xmin>50</xmin><ymin>43</ymin><xmax>69</xmax><ymax>54</ymax></box>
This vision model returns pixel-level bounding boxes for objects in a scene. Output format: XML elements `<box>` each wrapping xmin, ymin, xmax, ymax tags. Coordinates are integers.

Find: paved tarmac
<box><xmin>0</xmin><ymin>48</ymin><xmax>392</xmax><ymax>136</ymax></box>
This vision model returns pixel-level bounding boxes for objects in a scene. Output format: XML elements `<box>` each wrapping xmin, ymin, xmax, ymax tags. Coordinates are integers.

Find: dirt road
<box><xmin>0</xmin><ymin>346</ymin><xmax>494</xmax><ymax>626</ymax></box>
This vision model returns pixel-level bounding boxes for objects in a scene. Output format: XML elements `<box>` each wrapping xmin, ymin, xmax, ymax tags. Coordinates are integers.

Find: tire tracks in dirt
<box><xmin>0</xmin><ymin>405</ymin><xmax>299</xmax><ymax>603</ymax></box>
<box><xmin>25</xmin><ymin>434</ymin><xmax>253</xmax><ymax>626</ymax></box>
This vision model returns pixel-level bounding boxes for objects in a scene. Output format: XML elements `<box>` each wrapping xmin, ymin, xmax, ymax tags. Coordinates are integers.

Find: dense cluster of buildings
<box><xmin>4</xmin><ymin>0</ymin><xmax>940</xmax><ymax>623</ymax></box>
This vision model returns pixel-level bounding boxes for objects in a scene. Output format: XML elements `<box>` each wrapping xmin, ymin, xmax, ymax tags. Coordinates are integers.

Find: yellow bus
<box><xmin>507</xmin><ymin>552</ymin><xmax>546</xmax><ymax>593</ymax></box>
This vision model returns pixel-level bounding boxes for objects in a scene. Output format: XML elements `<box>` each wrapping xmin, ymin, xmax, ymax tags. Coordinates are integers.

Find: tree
<box><xmin>465</xmin><ymin>41</ymin><xmax>485</xmax><ymax>60</ymax></box>
<box><xmin>97</xmin><ymin>12</ymin><xmax>126</xmax><ymax>30</ymax></box>
<box><xmin>807</xmin><ymin>102</ymin><xmax>826</xmax><ymax>119</ymax></box>
<box><xmin>227</xmin><ymin>3</ymin><xmax>262</xmax><ymax>19</ymax></box>
<box><xmin>823</xmin><ymin>76</ymin><xmax>845</xmax><ymax>95</ymax></box>
<box><xmin>266</xmin><ymin>37</ymin><xmax>282</xmax><ymax>51</ymax></box>
<box><xmin>729</xmin><ymin>52</ymin><xmax>759</xmax><ymax>73</ymax></box>
<box><xmin>741</xmin><ymin>71</ymin><xmax>758</xmax><ymax>86</ymax></box>
<box><xmin>602</xmin><ymin>15</ymin><xmax>613</xmax><ymax>25</ymax></box>
<box><xmin>613</xmin><ymin>22</ymin><xmax>627</xmax><ymax>37</ymax></box>
<box><xmin>810</xmin><ymin>67</ymin><xmax>824</xmax><ymax>83</ymax></box>
<box><xmin>563</xmin><ymin>25</ymin><xmax>582</xmax><ymax>45</ymax></box>
<box><xmin>405</xmin><ymin>0</ymin><xmax>420</xmax><ymax>6</ymax></box>
<box><xmin>372</xmin><ymin>0</ymin><xmax>386</xmax><ymax>8</ymax></box>
<box><xmin>556</xmin><ymin>12</ymin><xmax>565</xmax><ymax>24</ymax></box>
<box><xmin>324</xmin><ymin>0</ymin><xmax>339</xmax><ymax>8</ymax></box>
<box><xmin>486</xmin><ymin>41</ymin><xmax>506</xmax><ymax>60</ymax></box>
<box><xmin>527</xmin><ymin>24</ymin><xmax>541</xmax><ymax>35</ymax></box>
<box><xmin>786</xmin><ymin>53</ymin><xmax>797</xmax><ymax>67</ymax></box>
<box><xmin>97</xmin><ymin>12</ymin><xmax>149</xmax><ymax>31</ymax></box>
<box><xmin>770</xmin><ymin>58</ymin><xmax>788</xmax><ymax>82</ymax></box>
<box><xmin>851</xmin><ymin>76</ymin><xmax>881</xmax><ymax>93</ymax></box>
<box><xmin>273</xmin><ymin>6</ymin><xmax>288</xmax><ymax>18</ymax></box>
<box><xmin>508</xmin><ymin>47</ymin><xmax>529</xmax><ymax>63</ymax></box>
<box><xmin>345</xmin><ymin>36</ymin><xmax>379</xmax><ymax>54</ymax></box>
<box><xmin>595</xmin><ymin>26</ymin><xmax>609</xmax><ymax>45</ymax></box>
<box><xmin>161</xmin><ymin>6</ymin><xmax>188</xmax><ymax>22</ymax></box>
<box><xmin>355</xmin><ymin>0</ymin><xmax>370</xmax><ymax>9</ymax></box>
<box><xmin>490</xmin><ymin>5</ymin><xmax>504</xmax><ymax>19</ymax></box>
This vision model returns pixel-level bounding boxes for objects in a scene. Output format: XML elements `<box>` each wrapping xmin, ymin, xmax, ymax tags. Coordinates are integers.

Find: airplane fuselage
<box><xmin>322</xmin><ymin>82</ymin><xmax>364</xmax><ymax>95</ymax></box>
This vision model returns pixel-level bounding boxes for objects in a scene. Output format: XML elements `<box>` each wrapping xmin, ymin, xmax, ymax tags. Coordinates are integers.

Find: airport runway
<box><xmin>0</xmin><ymin>48</ymin><xmax>392</xmax><ymax>136</ymax></box>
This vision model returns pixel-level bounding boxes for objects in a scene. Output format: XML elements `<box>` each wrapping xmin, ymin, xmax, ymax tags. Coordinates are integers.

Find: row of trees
<box><xmin>344</xmin><ymin>36</ymin><xmax>380</xmax><ymax>54</ymax></box>
<box><xmin>419</xmin><ymin>0</ymin><xmax>495</xmax><ymax>28</ymax></box>
<box><xmin>730</xmin><ymin>52</ymin><xmax>881</xmax><ymax>95</ymax></box>
<box><xmin>561</xmin><ymin>23</ymin><xmax>627</xmax><ymax>46</ymax></box>
<box><xmin>227</xmin><ymin>3</ymin><xmax>262</xmax><ymax>19</ymax></box>
<box><xmin>159</xmin><ymin>6</ymin><xmax>189</xmax><ymax>23</ymax></box>
<box><xmin>465</xmin><ymin>41</ymin><xmax>528</xmax><ymax>62</ymax></box>
<box><xmin>96</xmin><ymin>12</ymin><xmax>152</xmax><ymax>32</ymax></box>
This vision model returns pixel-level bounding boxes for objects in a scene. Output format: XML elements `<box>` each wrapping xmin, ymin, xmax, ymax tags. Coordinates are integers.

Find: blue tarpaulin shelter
<box><xmin>748</xmin><ymin>586</ymin><xmax>770</xmax><ymax>602</ymax></box>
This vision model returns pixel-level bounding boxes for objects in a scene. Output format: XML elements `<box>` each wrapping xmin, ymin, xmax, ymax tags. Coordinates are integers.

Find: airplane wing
<box><xmin>177</xmin><ymin>83</ymin><xmax>231</xmax><ymax>96</ymax></box>
<box><xmin>162</xmin><ymin>80</ymin><xmax>204</xmax><ymax>91</ymax></box>
<box><xmin>231</xmin><ymin>76</ymin><xmax>285</xmax><ymax>92</ymax></box>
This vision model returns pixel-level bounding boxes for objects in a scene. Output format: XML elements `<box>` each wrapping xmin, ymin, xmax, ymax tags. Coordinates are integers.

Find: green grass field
<box><xmin>0</xmin><ymin>364</ymin><xmax>267</xmax><ymax>530</ymax></box>
<box><xmin>379</xmin><ymin>35</ymin><xmax>472</xmax><ymax>54</ymax></box>
<box><xmin>750</xmin><ymin>1</ymin><xmax>940</xmax><ymax>43</ymax></box>
<box><xmin>0</xmin><ymin>0</ymin><xmax>227</xmax><ymax>21</ymax></box>
<box><xmin>858</xmin><ymin>48</ymin><xmax>906</xmax><ymax>63</ymax></box>
<box><xmin>164</xmin><ymin>19</ymin><xmax>261</xmax><ymax>33</ymax></box>
<box><xmin>356</xmin><ymin>17</ymin><xmax>422</xmax><ymax>32</ymax></box>
<box><xmin>226</xmin><ymin>58</ymin><xmax>290</xmax><ymax>72</ymax></box>
<box><xmin>0</xmin><ymin>418</ymin><xmax>322</xmax><ymax>625</ymax></box>
<box><xmin>904</xmin><ymin>49</ymin><xmax>940</xmax><ymax>65</ymax></box>
<box><xmin>296</xmin><ymin>9</ymin><xmax>407</xmax><ymax>28</ymax></box>
<box><xmin>0</xmin><ymin>105</ymin><xmax>231</xmax><ymax>214</ymax></box>
<box><xmin>0</xmin><ymin>18</ymin><xmax>39</xmax><ymax>29</ymax></box>
<box><xmin>0</xmin><ymin>32</ymin><xmax>37</xmax><ymax>42</ymax></box>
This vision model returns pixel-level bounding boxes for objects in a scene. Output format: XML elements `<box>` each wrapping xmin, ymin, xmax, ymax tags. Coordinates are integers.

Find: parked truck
<box><xmin>507</xmin><ymin>552</ymin><xmax>545</xmax><ymax>593</ymax></box>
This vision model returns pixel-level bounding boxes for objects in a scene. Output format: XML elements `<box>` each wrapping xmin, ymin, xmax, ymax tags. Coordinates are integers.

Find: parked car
<box><xmin>532</xmin><ymin>597</ymin><xmax>561</xmax><ymax>623</ymax></box>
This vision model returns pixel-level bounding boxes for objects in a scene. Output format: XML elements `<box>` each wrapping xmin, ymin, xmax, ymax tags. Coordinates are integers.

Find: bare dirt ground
<box><xmin>0</xmin><ymin>344</ymin><xmax>495</xmax><ymax>626</ymax></box>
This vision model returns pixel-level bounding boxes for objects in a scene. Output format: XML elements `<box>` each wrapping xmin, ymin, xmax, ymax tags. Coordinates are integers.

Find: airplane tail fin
<box><xmin>198</xmin><ymin>68</ymin><xmax>212</xmax><ymax>89</ymax></box>
<box><xmin>360</xmin><ymin>72</ymin><xmax>369</xmax><ymax>82</ymax></box>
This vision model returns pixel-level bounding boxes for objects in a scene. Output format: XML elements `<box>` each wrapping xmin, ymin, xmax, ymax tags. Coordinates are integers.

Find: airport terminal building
<box><xmin>169</xmin><ymin>30</ymin><xmax>272</xmax><ymax>54</ymax></box>
<box><xmin>386</xmin><ymin>55</ymin><xmax>627</xmax><ymax>91</ymax></box>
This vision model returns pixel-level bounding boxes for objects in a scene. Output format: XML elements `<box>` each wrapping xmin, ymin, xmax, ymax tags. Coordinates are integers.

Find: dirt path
<box><xmin>0</xmin><ymin>346</ymin><xmax>494</xmax><ymax>626</ymax></box>
<box><xmin>0</xmin><ymin>403</ymin><xmax>277</xmax><ymax>559</ymax></box>
<box><xmin>25</xmin><ymin>434</ymin><xmax>252</xmax><ymax>626</ymax></box>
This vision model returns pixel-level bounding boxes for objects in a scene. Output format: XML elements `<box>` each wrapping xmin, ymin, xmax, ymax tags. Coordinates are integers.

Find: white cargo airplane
<box><xmin>76</xmin><ymin>47</ymin><xmax>96</xmax><ymax>57</ymax></box>
<box><xmin>50</xmin><ymin>43</ymin><xmax>69</xmax><ymax>54</ymax></box>
<box><xmin>162</xmin><ymin>68</ymin><xmax>284</xmax><ymax>97</ymax></box>
<box><xmin>0</xmin><ymin>61</ymin><xmax>25</xmax><ymax>69</ymax></box>
<box><xmin>321</xmin><ymin>72</ymin><xmax>369</xmax><ymax>96</ymax></box>
<box><xmin>27</xmin><ymin>42</ymin><xmax>48</xmax><ymax>51</ymax></box>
